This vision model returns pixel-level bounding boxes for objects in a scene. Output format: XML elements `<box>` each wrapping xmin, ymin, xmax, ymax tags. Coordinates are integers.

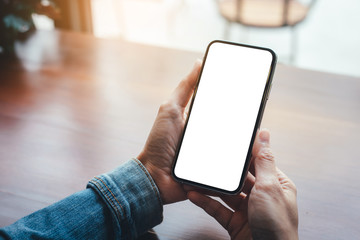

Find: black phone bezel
<box><xmin>171</xmin><ymin>40</ymin><xmax>277</xmax><ymax>195</ymax></box>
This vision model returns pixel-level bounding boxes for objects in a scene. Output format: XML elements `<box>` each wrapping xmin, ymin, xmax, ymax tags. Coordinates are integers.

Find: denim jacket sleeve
<box><xmin>0</xmin><ymin>158</ymin><xmax>163</xmax><ymax>240</ymax></box>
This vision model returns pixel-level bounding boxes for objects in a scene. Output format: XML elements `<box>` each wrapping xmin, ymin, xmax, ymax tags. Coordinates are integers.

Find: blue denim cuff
<box><xmin>87</xmin><ymin>159</ymin><xmax>163</xmax><ymax>239</ymax></box>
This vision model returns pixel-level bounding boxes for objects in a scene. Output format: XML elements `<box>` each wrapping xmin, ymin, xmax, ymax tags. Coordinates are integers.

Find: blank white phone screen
<box><xmin>174</xmin><ymin>42</ymin><xmax>273</xmax><ymax>192</ymax></box>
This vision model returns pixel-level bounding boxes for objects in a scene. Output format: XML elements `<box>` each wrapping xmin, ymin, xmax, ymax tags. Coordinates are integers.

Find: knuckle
<box><xmin>258</xmin><ymin>148</ymin><xmax>275</xmax><ymax>163</ymax></box>
<box><xmin>256</xmin><ymin>179</ymin><xmax>281</xmax><ymax>194</ymax></box>
<box><xmin>159</xmin><ymin>100</ymin><xmax>172</xmax><ymax>111</ymax></box>
<box><xmin>159</xmin><ymin>101</ymin><xmax>181</xmax><ymax>118</ymax></box>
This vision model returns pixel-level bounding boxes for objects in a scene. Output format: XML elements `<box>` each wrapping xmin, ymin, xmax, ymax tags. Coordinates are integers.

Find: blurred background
<box><xmin>2</xmin><ymin>0</ymin><xmax>360</xmax><ymax>77</ymax></box>
<box><xmin>1</xmin><ymin>2</ymin><xmax>359</xmax><ymax>238</ymax></box>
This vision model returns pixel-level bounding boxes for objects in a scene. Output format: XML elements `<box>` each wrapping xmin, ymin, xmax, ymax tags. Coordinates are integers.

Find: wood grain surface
<box><xmin>0</xmin><ymin>30</ymin><xmax>359</xmax><ymax>239</ymax></box>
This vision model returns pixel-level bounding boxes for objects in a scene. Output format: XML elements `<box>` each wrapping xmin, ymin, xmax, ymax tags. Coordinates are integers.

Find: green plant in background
<box><xmin>0</xmin><ymin>0</ymin><xmax>59</xmax><ymax>56</ymax></box>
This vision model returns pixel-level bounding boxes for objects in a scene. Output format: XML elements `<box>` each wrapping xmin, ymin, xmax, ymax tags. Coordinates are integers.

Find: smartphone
<box><xmin>172</xmin><ymin>40</ymin><xmax>277</xmax><ymax>194</ymax></box>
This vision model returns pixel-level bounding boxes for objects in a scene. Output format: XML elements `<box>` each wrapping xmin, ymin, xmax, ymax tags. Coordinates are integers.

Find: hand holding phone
<box><xmin>137</xmin><ymin>60</ymin><xmax>202</xmax><ymax>204</ymax></box>
<box><xmin>172</xmin><ymin>40</ymin><xmax>277</xmax><ymax>194</ymax></box>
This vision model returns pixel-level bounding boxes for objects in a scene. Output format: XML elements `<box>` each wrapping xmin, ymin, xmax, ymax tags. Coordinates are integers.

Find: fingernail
<box><xmin>259</xmin><ymin>129</ymin><xmax>270</xmax><ymax>143</ymax></box>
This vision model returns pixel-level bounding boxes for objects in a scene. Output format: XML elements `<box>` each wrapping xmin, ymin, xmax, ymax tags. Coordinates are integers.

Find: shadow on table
<box><xmin>137</xmin><ymin>229</ymin><xmax>160</xmax><ymax>240</ymax></box>
<box><xmin>137</xmin><ymin>229</ymin><xmax>227</xmax><ymax>240</ymax></box>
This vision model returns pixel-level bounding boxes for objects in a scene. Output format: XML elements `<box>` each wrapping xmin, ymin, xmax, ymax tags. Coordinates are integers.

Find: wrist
<box><xmin>136</xmin><ymin>154</ymin><xmax>166</xmax><ymax>204</ymax></box>
<box><xmin>136</xmin><ymin>152</ymin><xmax>187</xmax><ymax>205</ymax></box>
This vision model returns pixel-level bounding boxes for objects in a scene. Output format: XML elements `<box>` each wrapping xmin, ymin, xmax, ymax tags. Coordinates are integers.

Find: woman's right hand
<box><xmin>188</xmin><ymin>129</ymin><xmax>298</xmax><ymax>240</ymax></box>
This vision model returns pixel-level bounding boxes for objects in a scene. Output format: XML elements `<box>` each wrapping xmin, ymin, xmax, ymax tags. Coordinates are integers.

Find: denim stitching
<box><xmin>132</xmin><ymin>158</ymin><xmax>162</xmax><ymax>205</ymax></box>
<box><xmin>90</xmin><ymin>179</ymin><xmax>132</xmax><ymax>238</ymax></box>
<box><xmin>89</xmin><ymin>179</ymin><xmax>123</xmax><ymax>220</ymax></box>
<box><xmin>94</xmin><ymin>176</ymin><xmax>126</xmax><ymax>218</ymax></box>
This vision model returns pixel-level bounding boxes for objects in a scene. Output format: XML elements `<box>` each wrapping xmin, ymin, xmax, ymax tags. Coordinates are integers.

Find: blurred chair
<box><xmin>217</xmin><ymin>0</ymin><xmax>316</xmax><ymax>61</ymax></box>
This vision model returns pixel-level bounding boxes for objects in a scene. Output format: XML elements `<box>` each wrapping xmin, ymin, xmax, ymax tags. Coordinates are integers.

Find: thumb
<box><xmin>253</xmin><ymin>129</ymin><xmax>277</xmax><ymax>181</ymax></box>
<box><xmin>171</xmin><ymin>59</ymin><xmax>202</xmax><ymax>108</ymax></box>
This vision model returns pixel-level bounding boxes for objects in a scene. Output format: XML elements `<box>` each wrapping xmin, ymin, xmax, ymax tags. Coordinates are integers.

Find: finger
<box><xmin>183</xmin><ymin>184</ymin><xmax>224</xmax><ymax>197</ymax></box>
<box><xmin>183</xmin><ymin>184</ymin><xmax>201</xmax><ymax>192</ymax></box>
<box><xmin>253</xmin><ymin>129</ymin><xmax>277</xmax><ymax>181</ymax></box>
<box><xmin>220</xmin><ymin>192</ymin><xmax>247</xmax><ymax>211</ymax></box>
<box><xmin>171</xmin><ymin>59</ymin><xmax>202</xmax><ymax>108</ymax></box>
<box><xmin>184</xmin><ymin>171</ymin><xmax>254</xmax><ymax>198</ymax></box>
<box><xmin>276</xmin><ymin>167</ymin><xmax>297</xmax><ymax>194</ymax></box>
<box><xmin>249</xmin><ymin>155</ymin><xmax>255</xmax><ymax>176</ymax></box>
<box><xmin>242</xmin><ymin>172</ymin><xmax>255</xmax><ymax>195</ymax></box>
<box><xmin>249</xmin><ymin>130</ymin><xmax>261</xmax><ymax>177</ymax></box>
<box><xmin>251</xmin><ymin>129</ymin><xmax>265</xmax><ymax>158</ymax></box>
<box><xmin>220</xmin><ymin>172</ymin><xmax>254</xmax><ymax>211</ymax></box>
<box><xmin>188</xmin><ymin>191</ymin><xmax>232</xmax><ymax>230</ymax></box>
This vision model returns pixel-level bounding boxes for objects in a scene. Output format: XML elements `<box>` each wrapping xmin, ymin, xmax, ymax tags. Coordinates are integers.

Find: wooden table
<box><xmin>0</xmin><ymin>30</ymin><xmax>359</xmax><ymax>239</ymax></box>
